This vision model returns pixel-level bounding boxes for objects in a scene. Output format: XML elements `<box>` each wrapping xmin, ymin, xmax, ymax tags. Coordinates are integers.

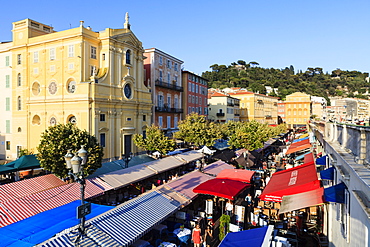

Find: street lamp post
<box><xmin>64</xmin><ymin>145</ymin><xmax>91</xmax><ymax>240</ymax></box>
<box><xmin>122</xmin><ymin>152</ymin><xmax>133</xmax><ymax>168</ymax></box>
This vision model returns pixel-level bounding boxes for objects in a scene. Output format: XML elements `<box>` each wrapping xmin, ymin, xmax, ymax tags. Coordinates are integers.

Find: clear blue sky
<box><xmin>1</xmin><ymin>0</ymin><xmax>369</xmax><ymax>75</ymax></box>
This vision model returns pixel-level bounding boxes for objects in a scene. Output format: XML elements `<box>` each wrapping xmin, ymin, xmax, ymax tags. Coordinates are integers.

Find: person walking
<box><xmin>192</xmin><ymin>224</ymin><xmax>203</xmax><ymax>247</ymax></box>
<box><xmin>204</xmin><ymin>225</ymin><xmax>213</xmax><ymax>247</ymax></box>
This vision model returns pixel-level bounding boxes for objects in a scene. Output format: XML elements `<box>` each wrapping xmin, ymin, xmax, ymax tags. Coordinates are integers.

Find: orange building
<box><xmin>144</xmin><ymin>48</ymin><xmax>183</xmax><ymax>135</ymax></box>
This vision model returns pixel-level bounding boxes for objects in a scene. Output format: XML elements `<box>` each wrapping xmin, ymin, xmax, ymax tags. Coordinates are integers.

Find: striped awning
<box><xmin>40</xmin><ymin>224</ymin><xmax>122</xmax><ymax>247</ymax></box>
<box><xmin>0</xmin><ymin>174</ymin><xmax>65</xmax><ymax>201</ymax></box>
<box><xmin>0</xmin><ymin>180</ymin><xmax>106</xmax><ymax>227</ymax></box>
<box><xmin>88</xmin><ymin>191</ymin><xmax>181</xmax><ymax>246</ymax></box>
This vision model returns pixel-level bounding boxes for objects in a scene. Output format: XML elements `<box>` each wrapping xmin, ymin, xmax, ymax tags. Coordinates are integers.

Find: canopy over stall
<box><xmin>193</xmin><ymin>178</ymin><xmax>250</xmax><ymax>200</ymax></box>
<box><xmin>216</xmin><ymin>169</ymin><xmax>255</xmax><ymax>183</ymax></box>
<box><xmin>219</xmin><ymin>225</ymin><xmax>274</xmax><ymax>247</ymax></box>
<box><xmin>294</xmin><ymin>151</ymin><xmax>312</xmax><ymax>161</ymax></box>
<box><xmin>197</xmin><ymin>146</ymin><xmax>216</xmax><ymax>155</ymax></box>
<box><xmin>279</xmin><ymin>187</ymin><xmax>325</xmax><ymax>214</ymax></box>
<box><xmin>165</xmin><ymin>170</ymin><xmax>213</xmax><ymax>199</ymax></box>
<box><xmin>0</xmin><ymin>155</ymin><xmax>41</xmax><ymax>174</ymax></box>
<box><xmin>0</xmin><ymin>200</ymin><xmax>113</xmax><ymax>246</ymax></box>
<box><xmin>286</xmin><ymin>139</ymin><xmax>311</xmax><ymax>155</ymax></box>
<box><xmin>260</xmin><ymin>163</ymin><xmax>321</xmax><ymax>202</ymax></box>
<box><xmin>211</xmin><ymin>149</ymin><xmax>236</xmax><ymax>163</ymax></box>
<box><xmin>285</xmin><ymin>143</ymin><xmax>312</xmax><ymax>155</ymax></box>
<box><xmin>303</xmin><ymin>152</ymin><xmax>315</xmax><ymax>165</ymax></box>
<box><xmin>292</xmin><ymin>136</ymin><xmax>309</xmax><ymax>143</ymax></box>
<box><xmin>202</xmin><ymin>160</ymin><xmax>234</xmax><ymax>175</ymax></box>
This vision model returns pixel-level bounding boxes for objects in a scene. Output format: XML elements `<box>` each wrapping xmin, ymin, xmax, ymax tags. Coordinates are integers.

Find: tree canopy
<box><xmin>202</xmin><ymin>61</ymin><xmax>370</xmax><ymax>102</ymax></box>
<box><xmin>133</xmin><ymin>124</ymin><xmax>175</xmax><ymax>155</ymax></box>
<box><xmin>227</xmin><ymin>121</ymin><xmax>287</xmax><ymax>150</ymax></box>
<box><xmin>174</xmin><ymin>113</ymin><xmax>223</xmax><ymax>147</ymax></box>
<box><xmin>36</xmin><ymin>123</ymin><xmax>103</xmax><ymax>178</ymax></box>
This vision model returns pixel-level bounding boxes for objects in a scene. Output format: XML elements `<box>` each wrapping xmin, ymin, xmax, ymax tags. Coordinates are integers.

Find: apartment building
<box><xmin>311</xmin><ymin>96</ymin><xmax>327</xmax><ymax>120</ymax></box>
<box><xmin>208</xmin><ymin>89</ymin><xmax>240</xmax><ymax>123</ymax></box>
<box><xmin>144</xmin><ymin>48</ymin><xmax>183</xmax><ymax>135</ymax></box>
<box><xmin>224</xmin><ymin>88</ymin><xmax>278</xmax><ymax>124</ymax></box>
<box><xmin>3</xmin><ymin>16</ymin><xmax>152</xmax><ymax>160</ymax></box>
<box><xmin>182</xmin><ymin>71</ymin><xmax>208</xmax><ymax>117</ymax></box>
<box><xmin>284</xmin><ymin>92</ymin><xmax>311</xmax><ymax>128</ymax></box>
<box><xmin>0</xmin><ymin>42</ymin><xmax>12</xmax><ymax>159</ymax></box>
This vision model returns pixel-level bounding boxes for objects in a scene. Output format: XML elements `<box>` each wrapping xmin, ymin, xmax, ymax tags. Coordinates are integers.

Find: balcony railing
<box><xmin>155</xmin><ymin>106</ymin><xmax>183</xmax><ymax>113</ymax></box>
<box><xmin>227</xmin><ymin>102</ymin><xmax>234</xmax><ymax>106</ymax></box>
<box><xmin>216</xmin><ymin>112</ymin><xmax>225</xmax><ymax>117</ymax></box>
<box><xmin>155</xmin><ymin>79</ymin><xmax>183</xmax><ymax>92</ymax></box>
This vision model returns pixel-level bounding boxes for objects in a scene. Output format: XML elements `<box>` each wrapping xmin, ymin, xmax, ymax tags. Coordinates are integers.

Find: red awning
<box><xmin>279</xmin><ymin>187</ymin><xmax>325</xmax><ymax>214</ymax></box>
<box><xmin>286</xmin><ymin>143</ymin><xmax>311</xmax><ymax>155</ymax></box>
<box><xmin>260</xmin><ymin>163</ymin><xmax>321</xmax><ymax>202</ymax></box>
<box><xmin>303</xmin><ymin>152</ymin><xmax>314</xmax><ymax>165</ymax></box>
<box><xmin>193</xmin><ymin>178</ymin><xmax>250</xmax><ymax>200</ymax></box>
<box><xmin>216</xmin><ymin>169</ymin><xmax>255</xmax><ymax>183</ymax></box>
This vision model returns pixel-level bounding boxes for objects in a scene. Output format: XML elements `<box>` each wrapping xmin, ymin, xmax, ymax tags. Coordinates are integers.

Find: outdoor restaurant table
<box><xmin>160</xmin><ymin>242</ymin><xmax>177</xmax><ymax>247</ymax></box>
<box><xmin>173</xmin><ymin>228</ymin><xmax>191</xmax><ymax>244</ymax></box>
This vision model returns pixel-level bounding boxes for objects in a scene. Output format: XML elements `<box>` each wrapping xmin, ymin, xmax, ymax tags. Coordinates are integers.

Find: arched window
<box><xmin>17</xmin><ymin>96</ymin><xmax>21</xmax><ymax>110</ymax></box>
<box><xmin>17</xmin><ymin>73</ymin><xmax>21</xmax><ymax>87</ymax></box>
<box><xmin>126</xmin><ymin>50</ymin><xmax>131</xmax><ymax>64</ymax></box>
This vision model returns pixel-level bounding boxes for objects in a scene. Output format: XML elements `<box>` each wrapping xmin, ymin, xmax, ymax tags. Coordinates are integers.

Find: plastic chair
<box><xmin>155</xmin><ymin>239</ymin><xmax>162</xmax><ymax>247</ymax></box>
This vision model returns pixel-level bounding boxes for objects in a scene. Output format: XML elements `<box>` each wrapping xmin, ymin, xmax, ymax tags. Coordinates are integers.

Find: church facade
<box><xmin>3</xmin><ymin>15</ymin><xmax>151</xmax><ymax>160</ymax></box>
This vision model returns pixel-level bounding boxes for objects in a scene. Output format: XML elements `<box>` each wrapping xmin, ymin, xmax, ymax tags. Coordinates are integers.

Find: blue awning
<box><xmin>295</xmin><ymin>151</ymin><xmax>312</xmax><ymax>161</ymax></box>
<box><xmin>324</xmin><ymin>182</ymin><xmax>346</xmax><ymax>203</ymax></box>
<box><xmin>292</xmin><ymin>137</ymin><xmax>309</xmax><ymax>143</ymax></box>
<box><xmin>0</xmin><ymin>200</ymin><xmax>113</xmax><ymax>246</ymax></box>
<box><xmin>219</xmin><ymin>227</ymin><xmax>269</xmax><ymax>247</ymax></box>
<box><xmin>320</xmin><ymin>166</ymin><xmax>335</xmax><ymax>180</ymax></box>
<box><xmin>91</xmin><ymin>191</ymin><xmax>181</xmax><ymax>246</ymax></box>
<box><xmin>316</xmin><ymin>155</ymin><xmax>328</xmax><ymax>166</ymax></box>
<box><xmin>41</xmin><ymin>191</ymin><xmax>182</xmax><ymax>247</ymax></box>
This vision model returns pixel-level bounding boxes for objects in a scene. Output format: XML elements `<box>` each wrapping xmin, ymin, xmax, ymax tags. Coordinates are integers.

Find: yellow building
<box><xmin>284</xmin><ymin>92</ymin><xmax>311</xmax><ymax>128</ymax></box>
<box><xmin>7</xmin><ymin>15</ymin><xmax>151</xmax><ymax>160</ymax></box>
<box><xmin>207</xmin><ymin>89</ymin><xmax>240</xmax><ymax>123</ymax></box>
<box><xmin>226</xmin><ymin>88</ymin><xmax>278</xmax><ymax>124</ymax></box>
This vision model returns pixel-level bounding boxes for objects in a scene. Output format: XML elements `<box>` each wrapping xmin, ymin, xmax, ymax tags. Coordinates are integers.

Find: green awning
<box><xmin>4</xmin><ymin>155</ymin><xmax>40</xmax><ymax>170</ymax></box>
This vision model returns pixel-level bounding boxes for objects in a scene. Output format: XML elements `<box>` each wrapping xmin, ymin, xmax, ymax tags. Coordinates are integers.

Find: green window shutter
<box><xmin>6</xmin><ymin>120</ymin><xmax>10</xmax><ymax>133</ymax></box>
<box><xmin>6</xmin><ymin>98</ymin><xmax>10</xmax><ymax>111</ymax></box>
<box><xmin>5</xmin><ymin>75</ymin><xmax>10</xmax><ymax>88</ymax></box>
<box><xmin>5</xmin><ymin>56</ymin><xmax>9</xmax><ymax>66</ymax></box>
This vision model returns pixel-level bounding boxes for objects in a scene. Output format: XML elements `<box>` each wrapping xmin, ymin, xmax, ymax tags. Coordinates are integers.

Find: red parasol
<box><xmin>216</xmin><ymin>169</ymin><xmax>255</xmax><ymax>183</ymax></box>
<box><xmin>193</xmin><ymin>178</ymin><xmax>250</xmax><ymax>200</ymax></box>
